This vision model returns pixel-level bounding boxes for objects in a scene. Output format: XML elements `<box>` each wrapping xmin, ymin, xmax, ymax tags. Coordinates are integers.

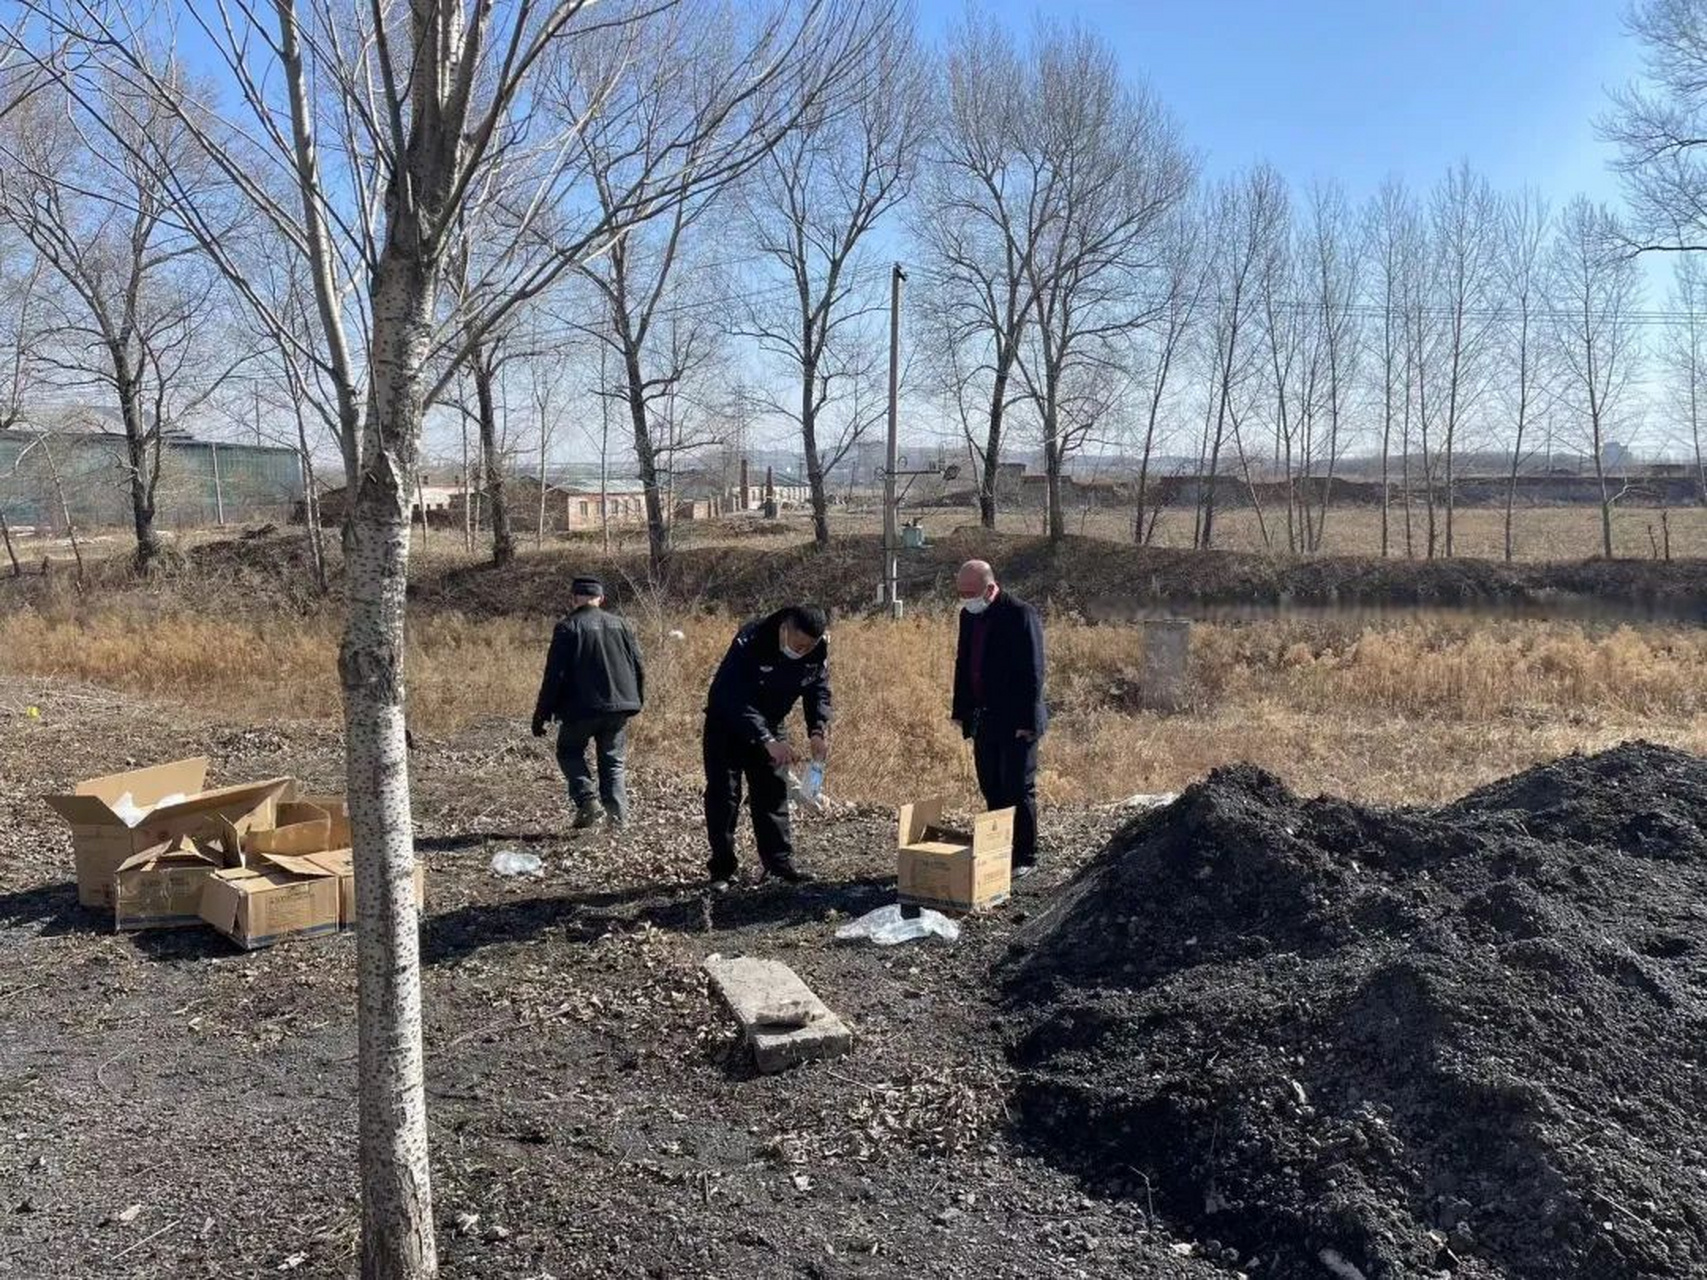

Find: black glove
<box><xmin>531</xmin><ymin>713</ymin><xmax>548</xmax><ymax>738</ymax></box>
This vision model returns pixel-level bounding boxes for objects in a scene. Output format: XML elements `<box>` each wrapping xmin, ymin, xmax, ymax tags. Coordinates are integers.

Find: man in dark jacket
<box><xmin>702</xmin><ymin>604</ymin><xmax>832</xmax><ymax>888</ymax></box>
<box><xmin>532</xmin><ymin>576</ymin><xmax>645</xmax><ymax>830</ymax></box>
<box><xmin>951</xmin><ymin>560</ymin><xmax>1045</xmax><ymax>875</ymax></box>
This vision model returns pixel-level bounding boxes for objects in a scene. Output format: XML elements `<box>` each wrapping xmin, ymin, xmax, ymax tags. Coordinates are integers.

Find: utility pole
<box><xmin>882</xmin><ymin>263</ymin><xmax>905</xmax><ymax>617</ymax></box>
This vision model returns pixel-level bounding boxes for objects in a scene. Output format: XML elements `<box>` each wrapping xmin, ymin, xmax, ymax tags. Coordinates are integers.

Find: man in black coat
<box><xmin>951</xmin><ymin>560</ymin><xmax>1046</xmax><ymax>875</ymax></box>
<box><xmin>533</xmin><ymin>576</ymin><xmax>646</xmax><ymax>830</ymax></box>
<box><xmin>702</xmin><ymin>604</ymin><xmax>832</xmax><ymax>888</ymax></box>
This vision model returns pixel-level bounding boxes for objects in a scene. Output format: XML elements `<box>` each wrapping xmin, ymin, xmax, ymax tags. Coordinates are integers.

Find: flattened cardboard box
<box><xmin>199</xmin><ymin>865</ymin><xmax>342</xmax><ymax>949</ymax></box>
<box><xmin>112</xmin><ymin>838</ymin><xmax>220</xmax><ymax>932</ymax></box>
<box><xmin>41</xmin><ymin>757</ymin><xmax>290</xmax><ymax>910</ymax></box>
<box><xmin>896</xmin><ymin>797</ymin><xmax>1014</xmax><ymax>914</ymax></box>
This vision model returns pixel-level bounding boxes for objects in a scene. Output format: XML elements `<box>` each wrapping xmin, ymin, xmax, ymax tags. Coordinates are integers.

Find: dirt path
<box><xmin>0</xmin><ymin>685</ymin><xmax>1222</xmax><ymax>1279</ymax></box>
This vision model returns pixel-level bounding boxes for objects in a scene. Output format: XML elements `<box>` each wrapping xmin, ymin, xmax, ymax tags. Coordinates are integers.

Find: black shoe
<box><xmin>708</xmin><ymin>877</ymin><xmax>734</xmax><ymax>895</ymax></box>
<box><xmin>763</xmin><ymin>862</ymin><xmax>816</xmax><ymax>885</ymax></box>
<box><xmin>572</xmin><ymin>807</ymin><xmax>601</xmax><ymax>831</ymax></box>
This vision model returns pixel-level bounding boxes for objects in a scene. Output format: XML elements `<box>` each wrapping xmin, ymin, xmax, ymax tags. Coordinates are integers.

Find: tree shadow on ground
<box><xmin>0</xmin><ymin>882</ymin><xmax>93</xmax><ymax>937</ymax></box>
<box><xmin>421</xmin><ymin>874</ymin><xmax>896</xmax><ymax>966</ymax></box>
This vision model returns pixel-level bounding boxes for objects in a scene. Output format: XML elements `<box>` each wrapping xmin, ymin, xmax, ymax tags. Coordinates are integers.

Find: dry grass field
<box><xmin>904</xmin><ymin>503</ymin><xmax>1707</xmax><ymax>562</ymax></box>
<box><xmin>2</xmin><ymin>594</ymin><xmax>1701</xmax><ymax>807</ymax></box>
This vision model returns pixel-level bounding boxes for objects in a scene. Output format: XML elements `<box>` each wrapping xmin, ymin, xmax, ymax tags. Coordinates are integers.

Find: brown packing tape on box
<box><xmin>896</xmin><ymin>797</ymin><xmax>1014</xmax><ymax>914</ymax></box>
<box><xmin>198</xmin><ymin>865</ymin><xmax>342</xmax><ymax>950</ymax></box>
<box><xmin>41</xmin><ymin>758</ymin><xmax>291</xmax><ymax>910</ymax></box>
<box><xmin>111</xmin><ymin>837</ymin><xmax>220</xmax><ymax>932</ymax></box>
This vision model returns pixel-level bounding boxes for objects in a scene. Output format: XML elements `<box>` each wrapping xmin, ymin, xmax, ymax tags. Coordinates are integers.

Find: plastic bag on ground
<box><xmin>490</xmin><ymin>850</ymin><xmax>543</xmax><ymax>877</ymax></box>
<box><xmin>835</xmin><ymin>903</ymin><xmax>960</xmax><ymax>946</ymax></box>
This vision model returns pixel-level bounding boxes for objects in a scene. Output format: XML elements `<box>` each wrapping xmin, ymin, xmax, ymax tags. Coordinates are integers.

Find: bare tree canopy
<box><xmin>1605</xmin><ymin>0</ymin><xmax>1707</xmax><ymax>252</ymax></box>
<box><xmin>739</xmin><ymin>0</ymin><xmax>931</xmax><ymax>545</ymax></box>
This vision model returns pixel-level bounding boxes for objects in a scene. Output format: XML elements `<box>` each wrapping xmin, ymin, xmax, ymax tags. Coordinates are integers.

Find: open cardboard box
<box><xmin>896</xmin><ymin>797</ymin><xmax>1014</xmax><ymax>914</ymax></box>
<box><xmin>42</xmin><ymin>758</ymin><xmax>290</xmax><ymax>910</ymax></box>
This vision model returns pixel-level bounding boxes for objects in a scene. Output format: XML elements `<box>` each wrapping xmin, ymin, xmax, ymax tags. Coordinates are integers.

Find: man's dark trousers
<box><xmin>703</xmin><ymin>718</ymin><xmax>793</xmax><ymax>878</ymax></box>
<box><xmin>972</xmin><ymin>716</ymin><xmax>1038</xmax><ymax>868</ymax></box>
<box><xmin>557</xmin><ymin>713</ymin><xmax>630</xmax><ymax>825</ymax></box>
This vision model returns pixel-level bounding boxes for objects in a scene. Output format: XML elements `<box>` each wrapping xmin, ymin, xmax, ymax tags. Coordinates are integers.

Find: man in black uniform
<box><xmin>951</xmin><ymin>559</ymin><xmax>1046</xmax><ymax>876</ymax></box>
<box><xmin>532</xmin><ymin>576</ymin><xmax>646</xmax><ymax>830</ymax></box>
<box><xmin>702</xmin><ymin>603</ymin><xmax>832</xmax><ymax>889</ymax></box>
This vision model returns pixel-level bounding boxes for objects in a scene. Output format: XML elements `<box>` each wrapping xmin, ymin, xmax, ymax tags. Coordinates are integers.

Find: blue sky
<box><xmin>917</xmin><ymin>0</ymin><xmax>1642</xmax><ymax>208</ymax></box>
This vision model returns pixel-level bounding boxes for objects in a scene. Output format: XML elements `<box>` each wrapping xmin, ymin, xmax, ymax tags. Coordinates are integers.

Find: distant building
<box><xmin>0</xmin><ymin>420</ymin><xmax>303</xmax><ymax>532</ymax></box>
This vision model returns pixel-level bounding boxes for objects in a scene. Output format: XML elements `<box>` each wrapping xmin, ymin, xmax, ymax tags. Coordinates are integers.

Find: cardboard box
<box><xmin>896</xmin><ymin>798</ymin><xmax>1014</xmax><ymax>913</ymax></box>
<box><xmin>239</xmin><ymin>804</ymin><xmax>426</xmax><ymax>932</ymax></box>
<box><xmin>297</xmin><ymin>848</ymin><xmax>426</xmax><ymax>929</ymax></box>
<box><xmin>199</xmin><ymin>865</ymin><xmax>342</xmax><ymax>949</ymax></box>
<box><xmin>42</xmin><ymin>758</ymin><xmax>290</xmax><ymax>910</ymax></box>
<box><xmin>112</xmin><ymin>837</ymin><xmax>220</xmax><ymax>932</ymax></box>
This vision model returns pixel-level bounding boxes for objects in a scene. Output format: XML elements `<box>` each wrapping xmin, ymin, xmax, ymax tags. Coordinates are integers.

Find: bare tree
<box><xmin>1300</xmin><ymin>182</ymin><xmax>1361</xmax><ymax>552</ymax></box>
<box><xmin>1664</xmin><ymin>255</ymin><xmax>1707</xmax><ymax>505</ymax></box>
<box><xmin>739</xmin><ymin>4</ymin><xmax>926</xmax><ymax>545</ymax></box>
<box><xmin>914</xmin><ymin>17</ymin><xmax>1042</xmax><ymax>529</ymax></box>
<box><xmin>1132</xmin><ymin>202</ymin><xmax>1207</xmax><ymax>543</ymax></box>
<box><xmin>0</xmin><ymin>77</ymin><xmax>239</xmax><ymax>569</ymax></box>
<box><xmin>1496</xmin><ymin>190</ymin><xmax>1552</xmax><ymax>561</ymax></box>
<box><xmin>1010</xmin><ymin>24</ymin><xmax>1192</xmax><ymax>542</ymax></box>
<box><xmin>1363</xmin><ymin>179</ymin><xmax>1419</xmax><ymax>557</ymax></box>
<box><xmin>1256</xmin><ymin>187</ymin><xmax>1309</xmax><ymax>551</ymax></box>
<box><xmin>1198</xmin><ymin>165</ymin><xmax>1284</xmax><ymax>549</ymax></box>
<box><xmin>1427</xmin><ymin>161</ymin><xmax>1500</xmax><ymax>557</ymax></box>
<box><xmin>1551</xmin><ymin>197</ymin><xmax>1644</xmax><ymax>558</ymax></box>
<box><xmin>0</xmin><ymin>240</ymin><xmax>44</xmax><ymax>573</ymax></box>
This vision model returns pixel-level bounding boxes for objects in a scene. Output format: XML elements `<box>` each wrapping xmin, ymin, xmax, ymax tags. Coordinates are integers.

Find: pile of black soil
<box><xmin>1003</xmin><ymin>743</ymin><xmax>1707</xmax><ymax>1279</ymax></box>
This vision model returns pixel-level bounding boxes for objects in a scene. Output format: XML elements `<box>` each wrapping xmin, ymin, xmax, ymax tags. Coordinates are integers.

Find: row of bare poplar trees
<box><xmin>6</xmin><ymin>10</ymin><xmax>1707</xmax><ymax>580</ymax></box>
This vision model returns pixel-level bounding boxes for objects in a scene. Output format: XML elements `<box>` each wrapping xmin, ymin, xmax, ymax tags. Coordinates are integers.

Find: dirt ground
<box><xmin>0</xmin><ymin>685</ymin><xmax>1226</xmax><ymax>1280</ymax></box>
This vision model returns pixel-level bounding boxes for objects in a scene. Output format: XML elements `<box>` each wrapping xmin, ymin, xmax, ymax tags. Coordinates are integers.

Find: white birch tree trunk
<box><xmin>343</xmin><ymin>253</ymin><xmax>438</xmax><ymax>1280</ymax></box>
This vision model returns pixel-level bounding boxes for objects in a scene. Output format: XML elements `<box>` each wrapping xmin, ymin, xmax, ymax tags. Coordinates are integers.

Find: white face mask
<box><xmin>780</xmin><ymin>630</ymin><xmax>809</xmax><ymax>660</ymax></box>
<box><xmin>961</xmin><ymin>596</ymin><xmax>990</xmax><ymax>616</ymax></box>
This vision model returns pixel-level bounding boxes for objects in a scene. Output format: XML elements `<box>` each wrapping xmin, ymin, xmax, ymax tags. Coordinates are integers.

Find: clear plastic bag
<box><xmin>489</xmin><ymin>850</ymin><xmax>543</xmax><ymax>877</ymax></box>
<box><xmin>834</xmin><ymin>904</ymin><xmax>960</xmax><ymax>946</ymax></box>
<box><xmin>789</xmin><ymin>761</ymin><xmax>828</xmax><ymax>812</ymax></box>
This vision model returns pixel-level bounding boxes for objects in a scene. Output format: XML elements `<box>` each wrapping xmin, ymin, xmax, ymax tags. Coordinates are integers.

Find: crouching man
<box><xmin>702</xmin><ymin>604</ymin><xmax>832</xmax><ymax>890</ymax></box>
<box><xmin>532</xmin><ymin>575</ymin><xmax>645</xmax><ymax>830</ymax></box>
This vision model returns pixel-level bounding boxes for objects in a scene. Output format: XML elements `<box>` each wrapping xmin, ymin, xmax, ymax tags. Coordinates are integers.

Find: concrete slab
<box><xmin>703</xmin><ymin>955</ymin><xmax>853</xmax><ymax>1073</ymax></box>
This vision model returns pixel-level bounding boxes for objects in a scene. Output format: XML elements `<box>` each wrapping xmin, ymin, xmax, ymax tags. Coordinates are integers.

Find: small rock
<box><xmin>935</xmin><ymin>1207</ymin><xmax>963</xmax><ymax>1226</ymax></box>
<box><xmin>482</xmin><ymin>1224</ymin><xmax>511</xmax><ymax>1243</ymax></box>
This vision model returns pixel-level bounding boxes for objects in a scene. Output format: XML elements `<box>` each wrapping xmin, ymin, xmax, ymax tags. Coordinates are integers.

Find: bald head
<box><xmin>956</xmin><ymin>559</ymin><xmax>998</xmax><ymax>610</ymax></box>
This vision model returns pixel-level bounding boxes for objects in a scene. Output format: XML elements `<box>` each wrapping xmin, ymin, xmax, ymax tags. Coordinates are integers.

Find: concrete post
<box><xmin>1139</xmin><ymin>619</ymin><xmax>1192</xmax><ymax>712</ymax></box>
